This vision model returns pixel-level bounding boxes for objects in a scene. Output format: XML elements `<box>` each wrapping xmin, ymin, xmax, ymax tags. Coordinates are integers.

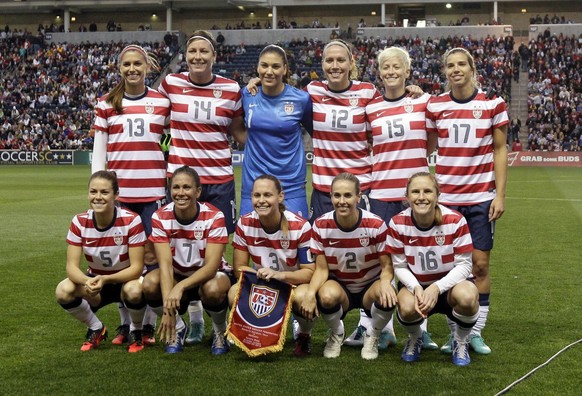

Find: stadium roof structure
<box><xmin>0</xmin><ymin>0</ymin><xmax>557</xmax><ymax>14</ymax></box>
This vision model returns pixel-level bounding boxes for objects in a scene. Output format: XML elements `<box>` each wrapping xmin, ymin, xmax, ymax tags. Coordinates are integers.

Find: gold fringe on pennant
<box><xmin>226</xmin><ymin>269</ymin><xmax>295</xmax><ymax>357</ymax></box>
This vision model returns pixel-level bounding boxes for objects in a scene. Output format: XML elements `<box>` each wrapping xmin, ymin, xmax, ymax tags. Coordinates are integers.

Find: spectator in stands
<box><xmin>89</xmin><ymin>22</ymin><xmax>97</xmax><ymax>32</ymax></box>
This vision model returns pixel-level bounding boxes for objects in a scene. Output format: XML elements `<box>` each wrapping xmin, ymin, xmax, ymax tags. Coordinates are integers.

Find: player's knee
<box><xmin>317</xmin><ymin>286</ymin><xmax>341</xmax><ymax>309</ymax></box>
<box><xmin>200</xmin><ymin>280</ymin><xmax>228</xmax><ymax>304</ymax></box>
<box><xmin>55</xmin><ymin>278</ymin><xmax>75</xmax><ymax>303</ymax></box>
<box><xmin>122</xmin><ymin>281</ymin><xmax>143</xmax><ymax>304</ymax></box>
<box><xmin>141</xmin><ymin>272</ymin><xmax>159</xmax><ymax>298</ymax></box>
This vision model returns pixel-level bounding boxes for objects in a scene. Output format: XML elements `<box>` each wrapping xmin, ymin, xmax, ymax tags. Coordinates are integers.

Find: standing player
<box><xmin>55</xmin><ymin>171</ymin><xmax>147</xmax><ymax>352</ymax></box>
<box><xmin>158</xmin><ymin>29</ymin><xmax>246</xmax><ymax>233</ymax></box>
<box><xmin>307</xmin><ymin>39</ymin><xmax>376</xmax><ymax>221</ymax></box>
<box><xmin>229</xmin><ymin>175</ymin><xmax>315</xmax><ymax>356</ymax></box>
<box><xmin>240</xmin><ymin>45</ymin><xmax>313</xmax><ymax>217</ymax></box>
<box><xmin>142</xmin><ymin>166</ymin><xmax>233</xmax><ymax>355</ymax></box>
<box><xmin>426</xmin><ymin>47</ymin><xmax>509</xmax><ymax>355</ymax></box>
<box><xmin>158</xmin><ymin>30</ymin><xmax>245</xmax><ymax>343</ymax></box>
<box><xmin>92</xmin><ymin>44</ymin><xmax>170</xmax><ymax>347</ymax></box>
<box><xmin>388</xmin><ymin>172</ymin><xmax>479</xmax><ymax>366</ymax></box>
<box><xmin>301</xmin><ymin>173</ymin><xmax>398</xmax><ymax>360</ymax></box>
<box><xmin>364</xmin><ymin>46</ymin><xmax>438</xmax><ymax>350</ymax></box>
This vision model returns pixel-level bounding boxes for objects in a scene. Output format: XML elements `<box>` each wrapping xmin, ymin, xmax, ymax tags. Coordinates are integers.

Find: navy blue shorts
<box><xmin>320</xmin><ymin>278</ymin><xmax>376</xmax><ymax>319</ymax></box>
<box><xmin>86</xmin><ymin>274</ymin><xmax>123</xmax><ymax>312</ymax></box>
<box><xmin>309</xmin><ymin>188</ymin><xmax>371</xmax><ymax>224</ymax></box>
<box><xmin>369</xmin><ymin>198</ymin><xmax>406</xmax><ymax>225</ymax></box>
<box><xmin>120</xmin><ymin>200</ymin><xmax>164</xmax><ymax>236</ymax></box>
<box><xmin>397</xmin><ymin>281</ymin><xmax>454</xmax><ymax>320</ymax></box>
<box><xmin>174</xmin><ymin>270</ymin><xmax>236</xmax><ymax>314</ymax></box>
<box><xmin>200</xmin><ymin>181</ymin><xmax>237</xmax><ymax>235</ymax></box>
<box><xmin>447</xmin><ymin>200</ymin><xmax>495</xmax><ymax>251</ymax></box>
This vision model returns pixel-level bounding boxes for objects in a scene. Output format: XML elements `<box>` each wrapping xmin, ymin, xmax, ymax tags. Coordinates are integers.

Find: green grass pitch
<box><xmin>0</xmin><ymin>165</ymin><xmax>580</xmax><ymax>395</ymax></box>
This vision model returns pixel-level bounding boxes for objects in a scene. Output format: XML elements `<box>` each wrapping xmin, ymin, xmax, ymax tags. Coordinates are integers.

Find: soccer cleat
<box><xmin>165</xmin><ymin>326</ymin><xmax>187</xmax><ymax>354</ymax></box>
<box><xmin>127</xmin><ymin>330</ymin><xmax>145</xmax><ymax>353</ymax></box>
<box><xmin>361</xmin><ymin>332</ymin><xmax>380</xmax><ymax>360</ymax></box>
<box><xmin>452</xmin><ymin>340</ymin><xmax>471</xmax><ymax>366</ymax></box>
<box><xmin>293</xmin><ymin>333</ymin><xmax>312</xmax><ymax>357</ymax></box>
<box><xmin>378</xmin><ymin>330</ymin><xmax>397</xmax><ymax>350</ymax></box>
<box><xmin>343</xmin><ymin>325</ymin><xmax>366</xmax><ymax>347</ymax></box>
<box><xmin>440</xmin><ymin>334</ymin><xmax>453</xmax><ymax>354</ymax></box>
<box><xmin>421</xmin><ymin>331</ymin><xmax>439</xmax><ymax>350</ymax></box>
<box><xmin>81</xmin><ymin>326</ymin><xmax>108</xmax><ymax>351</ymax></box>
<box><xmin>185</xmin><ymin>322</ymin><xmax>204</xmax><ymax>345</ymax></box>
<box><xmin>211</xmin><ymin>332</ymin><xmax>230</xmax><ymax>356</ymax></box>
<box><xmin>142</xmin><ymin>324</ymin><xmax>156</xmax><ymax>346</ymax></box>
<box><xmin>401</xmin><ymin>335</ymin><xmax>423</xmax><ymax>362</ymax></box>
<box><xmin>323</xmin><ymin>332</ymin><xmax>344</xmax><ymax>359</ymax></box>
<box><xmin>469</xmin><ymin>335</ymin><xmax>492</xmax><ymax>355</ymax></box>
<box><xmin>111</xmin><ymin>324</ymin><xmax>129</xmax><ymax>345</ymax></box>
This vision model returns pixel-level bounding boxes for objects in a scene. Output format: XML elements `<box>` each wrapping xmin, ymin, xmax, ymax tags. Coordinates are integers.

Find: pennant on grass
<box><xmin>226</xmin><ymin>270</ymin><xmax>294</xmax><ymax>357</ymax></box>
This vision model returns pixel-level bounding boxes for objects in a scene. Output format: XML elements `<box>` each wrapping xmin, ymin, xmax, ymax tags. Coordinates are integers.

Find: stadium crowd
<box><xmin>0</xmin><ymin>35</ymin><xmax>177</xmax><ymax>151</ymax></box>
<box><xmin>525</xmin><ymin>32</ymin><xmax>582</xmax><ymax>151</ymax></box>
<box><xmin>1</xmin><ymin>26</ymin><xmax>581</xmax><ymax>152</ymax></box>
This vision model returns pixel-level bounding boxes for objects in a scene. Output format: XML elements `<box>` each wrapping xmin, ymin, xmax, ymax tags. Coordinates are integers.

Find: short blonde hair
<box><xmin>377</xmin><ymin>46</ymin><xmax>411</xmax><ymax>71</ymax></box>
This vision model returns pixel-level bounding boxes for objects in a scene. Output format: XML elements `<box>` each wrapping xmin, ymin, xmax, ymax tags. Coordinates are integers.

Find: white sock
<box><xmin>420</xmin><ymin>318</ymin><xmax>428</xmax><ymax>332</ymax></box>
<box><xmin>206</xmin><ymin>308</ymin><xmax>228</xmax><ymax>335</ymax></box>
<box><xmin>295</xmin><ymin>315</ymin><xmax>315</xmax><ymax>335</ymax></box>
<box><xmin>188</xmin><ymin>300</ymin><xmax>204</xmax><ymax>324</ymax></box>
<box><xmin>453</xmin><ymin>310</ymin><xmax>480</xmax><ymax>342</ymax></box>
<box><xmin>126</xmin><ymin>305</ymin><xmax>146</xmax><ymax>332</ymax></box>
<box><xmin>67</xmin><ymin>299</ymin><xmax>102</xmax><ymax>330</ymax></box>
<box><xmin>118</xmin><ymin>303</ymin><xmax>130</xmax><ymax>326</ymax></box>
<box><xmin>358</xmin><ymin>309</ymin><xmax>373</xmax><ymax>330</ymax></box>
<box><xmin>143</xmin><ymin>306</ymin><xmax>157</xmax><ymax>327</ymax></box>
<box><xmin>402</xmin><ymin>322</ymin><xmax>422</xmax><ymax>339</ymax></box>
<box><xmin>322</xmin><ymin>306</ymin><xmax>344</xmax><ymax>335</ymax></box>
<box><xmin>370</xmin><ymin>304</ymin><xmax>394</xmax><ymax>335</ymax></box>
<box><xmin>471</xmin><ymin>305</ymin><xmax>489</xmax><ymax>336</ymax></box>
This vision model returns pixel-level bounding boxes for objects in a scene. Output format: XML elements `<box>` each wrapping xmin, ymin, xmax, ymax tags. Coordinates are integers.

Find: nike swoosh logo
<box><xmin>86</xmin><ymin>239</ymin><xmax>97</xmax><ymax>245</ymax></box>
<box><xmin>255</xmin><ymin>239</ymin><xmax>266</xmax><ymax>244</ymax></box>
<box><xmin>183</xmin><ymin>88</ymin><xmax>194</xmax><ymax>93</ymax></box>
<box><xmin>409</xmin><ymin>238</ymin><xmax>418</xmax><ymax>244</ymax></box>
<box><xmin>443</xmin><ymin>112</ymin><xmax>454</xmax><ymax>118</ymax></box>
<box><xmin>249</xmin><ymin>104</ymin><xmax>257</xmax><ymax>108</ymax></box>
<box><xmin>171</xmin><ymin>231</ymin><xmax>180</xmax><ymax>236</ymax></box>
<box><xmin>329</xmin><ymin>240</ymin><xmax>340</xmax><ymax>245</ymax></box>
<box><xmin>321</xmin><ymin>97</ymin><xmax>332</xmax><ymax>102</ymax></box>
<box><xmin>377</xmin><ymin>111</ymin><xmax>386</xmax><ymax>117</ymax></box>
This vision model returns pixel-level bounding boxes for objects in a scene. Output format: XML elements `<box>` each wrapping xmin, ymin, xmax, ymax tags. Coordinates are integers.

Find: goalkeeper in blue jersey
<box><xmin>240</xmin><ymin>44</ymin><xmax>313</xmax><ymax>219</ymax></box>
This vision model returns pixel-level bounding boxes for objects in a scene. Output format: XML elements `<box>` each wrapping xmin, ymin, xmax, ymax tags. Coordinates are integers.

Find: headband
<box><xmin>119</xmin><ymin>44</ymin><xmax>149</xmax><ymax>63</ymax></box>
<box><xmin>187</xmin><ymin>35</ymin><xmax>215</xmax><ymax>52</ymax></box>
<box><xmin>323</xmin><ymin>40</ymin><xmax>352</xmax><ymax>57</ymax></box>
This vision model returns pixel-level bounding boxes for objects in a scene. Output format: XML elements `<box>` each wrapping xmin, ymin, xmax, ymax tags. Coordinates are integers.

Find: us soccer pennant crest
<box><xmin>226</xmin><ymin>270</ymin><xmax>294</xmax><ymax>357</ymax></box>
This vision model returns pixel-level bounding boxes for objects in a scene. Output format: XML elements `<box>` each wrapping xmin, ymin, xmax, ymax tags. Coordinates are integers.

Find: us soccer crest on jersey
<box><xmin>284</xmin><ymin>102</ymin><xmax>294</xmax><ymax>114</ymax></box>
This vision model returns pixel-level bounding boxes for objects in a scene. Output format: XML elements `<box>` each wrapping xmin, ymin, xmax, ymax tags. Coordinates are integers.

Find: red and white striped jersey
<box><xmin>93</xmin><ymin>88</ymin><xmax>170</xmax><ymax>203</ymax></box>
<box><xmin>425</xmin><ymin>89</ymin><xmax>509</xmax><ymax>205</ymax></box>
<box><xmin>367</xmin><ymin>93</ymin><xmax>431</xmax><ymax>201</ymax></box>
<box><xmin>307</xmin><ymin>81</ymin><xmax>380</xmax><ymax>193</ymax></box>
<box><xmin>386</xmin><ymin>204</ymin><xmax>473</xmax><ymax>285</ymax></box>
<box><xmin>233</xmin><ymin>210</ymin><xmax>312</xmax><ymax>272</ymax></box>
<box><xmin>158</xmin><ymin>72</ymin><xmax>243</xmax><ymax>184</ymax></box>
<box><xmin>311</xmin><ymin>209</ymin><xmax>387</xmax><ymax>293</ymax></box>
<box><xmin>149</xmin><ymin>202</ymin><xmax>230</xmax><ymax>276</ymax></box>
<box><xmin>66</xmin><ymin>208</ymin><xmax>146</xmax><ymax>275</ymax></box>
